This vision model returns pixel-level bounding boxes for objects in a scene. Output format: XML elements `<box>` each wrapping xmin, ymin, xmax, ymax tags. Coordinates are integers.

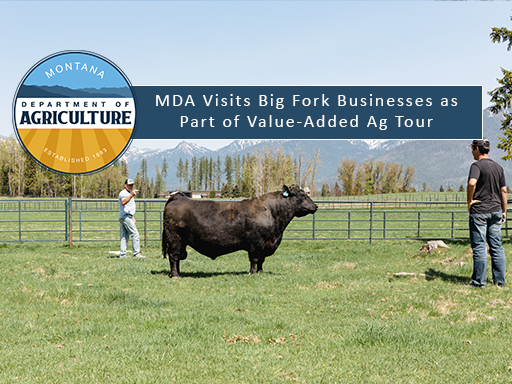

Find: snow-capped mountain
<box><xmin>348</xmin><ymin>139</ymin><xmax>409</xmax><ymax>151</ymax></box>
<box><xmin>120</xmin><ymin>106</ymin><xmax>501</xmax><ymax>192</ymax></box>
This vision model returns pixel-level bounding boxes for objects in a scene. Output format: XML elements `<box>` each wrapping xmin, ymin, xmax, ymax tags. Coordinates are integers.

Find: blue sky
<box><xmin>23</xmin><ymin>52</ymin><xmax>130</xmax><ymax>89</ymax></box>
<box><xmin>2</xmin><ymin>1</ymin><xmax>512</xmax><ymax>150</ymax></box>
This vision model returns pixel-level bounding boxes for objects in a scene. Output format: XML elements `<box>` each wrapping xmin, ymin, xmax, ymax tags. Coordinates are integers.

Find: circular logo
<box><xmin>13</xmin><ymin>51</ymin><xmax>136</xmax><ymax>174</ymax></box>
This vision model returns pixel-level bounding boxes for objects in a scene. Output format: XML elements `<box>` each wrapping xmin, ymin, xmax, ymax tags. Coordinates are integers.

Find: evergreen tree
<box><xmin>221</xmin><ymin>183</ymin><xmax>232</xmax><ymax>198</ymax></box>
<box><xmin>139</xmin><ymin>158</ymin><xmax>149</xmax><ymax>198</ymax></box>
<box><xmin>208</xmin><ymin>157</ymin><xmax>214</xmax><ymax>190</ymax></box>
<box><xmin>241</xmin><ymin>154</ymin><xmax>255</xmax><ymax>198</ymax></box>
<box><xmin>161</xmin><ymin>157</ymin><xmax>168</xmax><ymax>191</ymax></box>
<box><xmin>321</xmin><ymin>182</ymin><xmax>330</xmax><ymax>197</ymax></box>
<box><xmin>190</xmin><ymin>157</ymin><xmax>198</xmax><ymax>190</ymax></box>
<box><xmin>215</xmin><ymin>156</ymin><xmax>222</xmax><ymax>190</ymax></box>
<box><xmin>224</xmin><ymin>155</ymin><xmax>233</xmax><ymax>187</ymax></box>
<box><xmin>155</xmin><ymin>165</ymin><xmax>164</xmax><ymax>197</ymax></box>
<box><xmin>184</xmin><ymin>159</ymin><xmax>189</xmax><ymax>189</ymax></box>
<box><xmin>232</xmin><ymin>184</ymin><xmax>241</xmax><ymax>198</ymax></box>
<box><xmin>176</xmin><ymin>158</ymin><xmax>185</xmax><ymax>190</ymax></box>
<box><xmin>234</xmin><ymin>154</ymin><xmax>242</xmax><ymax>188</ymax></box>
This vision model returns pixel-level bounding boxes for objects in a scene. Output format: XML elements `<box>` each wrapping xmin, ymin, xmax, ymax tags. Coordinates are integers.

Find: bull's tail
<box><xmin>162</xmin><ymin>226</ymin><xmax>169</xmax><ymax>259</ymax></box>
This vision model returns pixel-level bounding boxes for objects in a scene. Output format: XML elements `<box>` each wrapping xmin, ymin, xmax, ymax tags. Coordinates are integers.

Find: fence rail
<box><xmin>0</xmin><ymin>198</ymin><xmax>510</xmax><ymax>246</ymax></box>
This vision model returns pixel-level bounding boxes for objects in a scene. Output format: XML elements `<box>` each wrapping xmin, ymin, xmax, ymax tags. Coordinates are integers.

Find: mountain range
<box><xmin>122</xmin><ymin>108</ymin><xmax>511</xmax><ymax>192</ymax></box>
<box><xmin>17</xmin><ymin>85</ymin><xmax>132</xmax><ymax>98</ymax></box>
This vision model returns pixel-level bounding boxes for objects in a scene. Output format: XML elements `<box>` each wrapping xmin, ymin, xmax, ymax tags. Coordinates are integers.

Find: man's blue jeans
<box><xmin>119</xmin><ymin>216</ymin><xmax>140</xmax><ymax>257</ymax></box>
<box><xmin>469</xmin><ymin>211</ymin><xmax>506</xmax><ymax>286</ymax></box>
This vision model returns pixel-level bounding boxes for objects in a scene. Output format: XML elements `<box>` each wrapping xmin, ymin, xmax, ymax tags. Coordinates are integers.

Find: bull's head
<box><xmin>283</xmin><ymin>185</ymin><xmax>318</xmax><ymax>217</ymax></box>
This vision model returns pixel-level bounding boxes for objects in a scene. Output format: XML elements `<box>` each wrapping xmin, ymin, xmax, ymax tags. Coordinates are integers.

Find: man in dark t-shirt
<box><xmin>467</xmin><ymin>138</ymin><xmax>507</xmax><ymax>287</ymax></box>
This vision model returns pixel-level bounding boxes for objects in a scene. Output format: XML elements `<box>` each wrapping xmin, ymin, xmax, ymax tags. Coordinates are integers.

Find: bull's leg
<box><xmin>165</xmin><ymin>230</ymin><xmax>185</xmax><ymax>278</ymax></box>
<box><xmin>249</xmin><ymin>259</ymin><xmax>257</xmax><ymax>274</ymax></box>
<box><xmin>169</xmin><ymin>244</ymin><xmax>187</xmax><ymax>278</ymax></box>
<box><xmin>248</xmin><ymin>253</ymin><xmax>265</xmax><ymax>274</ymax></box>
<box><xmin>257</xmin><ymin>257</ymin><xmax>265</xmax><ymax>273</ymax></box>
<box><xmin>170</xmin><ymin>258</ymin><xmax>180</xmax><ymax>278</ymax></box>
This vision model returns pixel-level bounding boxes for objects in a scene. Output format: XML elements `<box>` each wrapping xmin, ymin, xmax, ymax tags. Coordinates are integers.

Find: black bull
<box><xmin>162</xmin><ymin>185</ymin><xmax>318</xmax><ymax>278</ymax></box>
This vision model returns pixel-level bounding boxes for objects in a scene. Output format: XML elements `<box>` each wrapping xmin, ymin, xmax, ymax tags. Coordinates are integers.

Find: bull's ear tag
<box><xmin>283</xmin><ymin>190</ymin><xmax>289</xmax><ymax>197</ymax></box>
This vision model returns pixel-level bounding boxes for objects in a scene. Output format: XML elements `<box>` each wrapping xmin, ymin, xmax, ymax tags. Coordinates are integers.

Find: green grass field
<box><xmin>2</xmin><ymin>238</ymin><xmax>512</xmax><ymax>383</ymax></box>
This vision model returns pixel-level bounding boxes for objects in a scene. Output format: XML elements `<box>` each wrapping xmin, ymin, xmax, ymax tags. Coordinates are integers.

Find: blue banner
<box><xmin>131</xmin><ymin>85</ymin><xmax>482</xmax><ymax>140</ymax></box>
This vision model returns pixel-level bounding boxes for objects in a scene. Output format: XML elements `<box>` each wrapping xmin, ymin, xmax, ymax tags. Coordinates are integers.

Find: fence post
<box><xmin>144</xmin><ymin>200</ymin><xmax>147</xmax><ymax>249</ymax></box>
<box><xmin>383</xmin><ymin>211</ymin><xmax>386</xmax><ymax>239</ymax></box>
<box><xmin>451</xmin><ymin>211</ymin><xmax>455</xmax><ymax>239</ymax></box>
<box><xmin>159</xmin><ymin>210</ymin><xmax>162</xmax><ymax>240</ymax></box>
<box><xmin>348</xmin><ymin>211</ymin><xmax>351</xmax><ymax>239</ymax></box>
<box><xmin>312</xmin><ymin>212</ymin><xmax>316</xmax><ymax>240</ymax></box>
<box><xmin>506</xmin><ymin>206</ymin><xmax>509</xmax><ymax>240</ymax></box>
<box><xmin>369</xmin><ymin>202</ymin><xmax>373</xmax><ymax>246</ymax></box>
<box><xmin>18</xmin><ymin>200</ymin><xmax>21</xmax><ymax>242</ymax></box>
<box><xmin>68</xmin><ymin>197</ymin><xmax>73</xmax><ymax>248</ymax></box>
<box><xmin>417</xmin><ymin>211</ymin><xmax>421</xmax><ymax>239</ymax></box>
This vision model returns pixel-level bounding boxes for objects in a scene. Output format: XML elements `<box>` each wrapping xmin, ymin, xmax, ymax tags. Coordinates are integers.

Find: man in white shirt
<box><xmin>118</xmin><ymin>179</ymin><xmax>144</xmax><ymax>258</ymax></box>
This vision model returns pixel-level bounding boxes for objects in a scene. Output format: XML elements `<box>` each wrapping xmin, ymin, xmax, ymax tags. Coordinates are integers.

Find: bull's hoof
<box><xmin>257</xmin><ymin>270</ymin><xmax>264</xmax><ymax>273</ymax></box>
<box><xmin>169</xmin><ymin>274</ymin><xmax>180</xmax><ymax>279</ymax></box>
<box><xmin>249</xmin><ymin>270</ymin><xmax>257</xmax><ymax>274</ymax></box>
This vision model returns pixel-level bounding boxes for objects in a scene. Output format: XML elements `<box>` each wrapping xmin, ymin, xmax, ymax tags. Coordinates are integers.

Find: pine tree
<box><xmin>190</xmin><ymin>157</ymin><xmax>197</xmax><ymax>190</ymax></box>
<box><xmin>139</xmin><ymin>158</ymin><xmax>149</xmax><ymax>198</ymax></box>
<box><xmin>232</xmin><ymin>185</ymin><xmax>241</xmax><ymax>198</ymax></box>
<box><xmin>176</xmin><ymin>158</ymin><xmax>185</xmax><ymax>190</ymax></box>
<box><xmin>221</xmin><ymin>183</ymin><xmax>232</xmax><ymax>198</ymax></box>
<box><xmin>321</xmin><ymin>183</ymin><xmax>330</xmax><ymax>197</ymax></box>
<box><xmin>161</xmin><ymin>158</ymin><xmax>168</xmax><ymax>191</ymax></box>
<box><xmin>215</xmin><ymin>157</ymin><xmax>222</xmax><ymax>191</ymax></box>
<box><xmin>224</xmin><ymin>155</ymin><xmax>233</xmax><ymax>187</ymax></box>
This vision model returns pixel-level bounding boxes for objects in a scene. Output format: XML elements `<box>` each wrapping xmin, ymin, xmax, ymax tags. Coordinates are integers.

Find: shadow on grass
<box><xmin>424</xmin><ymin>268</ymin><xmax>469</xmax><ymax>285</ymax></box>
<box><xmin>150</xmin><ymin>270</ymin><xmax>277</xmax><ymax>278</ymax></box>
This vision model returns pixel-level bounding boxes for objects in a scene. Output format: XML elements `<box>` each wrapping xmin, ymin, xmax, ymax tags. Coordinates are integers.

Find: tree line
<box><xmin>175</xmin><ymin>146</ymin><xmax>321</xmax><ymax>198</ymax></box>
<box><xmin>1</xmin><ymin>137</ymin><xmax>419</xmax><ymax>198</ymax></box>
<box><xmin>0</xmin><ymin>138</ymin><xmax>132</xmax><ymax>198</ymax></box>
<box><xmin>334</xmin><ymin>158</ymin><xmax>416</xmax><ymax>196</ymax></box>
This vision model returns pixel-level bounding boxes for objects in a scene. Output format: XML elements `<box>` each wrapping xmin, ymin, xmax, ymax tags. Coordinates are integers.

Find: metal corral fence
<box><xmin>321</xmin><ymin>192</ymin><xmax>467</xmax><ymax>203</ymax></box>
<box><xmin>0</xmin><ymin>198</ymin><xmax>509</xmax><ymax>246</ymax></box>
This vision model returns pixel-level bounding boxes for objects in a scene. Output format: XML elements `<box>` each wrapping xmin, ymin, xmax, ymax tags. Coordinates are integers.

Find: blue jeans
<box><xmin>469</xmin><ymin>211</ymin><xmax>506</xmax><ymax>286</ymax></box>
<box><xmin>119</xmin><ymin>216</ymin><xmax>140</xmax><ymax>257</ymax></box>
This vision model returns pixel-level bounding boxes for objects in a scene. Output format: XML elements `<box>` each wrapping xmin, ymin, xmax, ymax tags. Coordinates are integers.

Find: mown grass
<box><xmin>2</xmin><ymin>239</ymin><xmax>512</xmax><ymax>383</ymax></box>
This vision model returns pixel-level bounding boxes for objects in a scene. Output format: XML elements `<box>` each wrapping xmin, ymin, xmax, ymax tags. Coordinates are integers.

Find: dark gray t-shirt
<box><xmin>468</xmin><ymin>158</ymin><xmax>506</xmax><ymax>214</ymax></box>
